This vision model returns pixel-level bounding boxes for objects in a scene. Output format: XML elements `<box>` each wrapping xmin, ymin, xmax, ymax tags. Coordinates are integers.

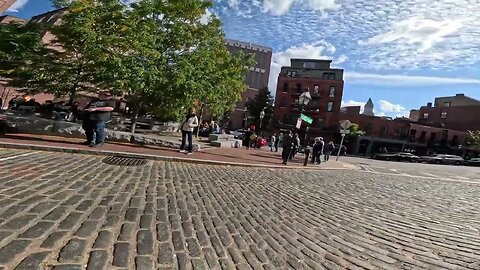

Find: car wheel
<box><xmin>385</xmin><ymin>157</ymin><xmax>391</xmax><ymax>161</ymax></box>
<box><xmin>436</xmin><ymin>160</ymin><xmax>441</xmax><ymax>164</ymax></box>
<box><xmin>455</xmin><ymin>161</ymin><xmax>461</xmax><ymax>165</ymax></box>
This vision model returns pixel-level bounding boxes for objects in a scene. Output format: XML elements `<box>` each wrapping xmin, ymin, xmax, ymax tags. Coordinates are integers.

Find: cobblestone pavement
<box><xmin>1</xmin><ymin>149</ymin><xmax>480</xmax><ymax>270</ymax></box>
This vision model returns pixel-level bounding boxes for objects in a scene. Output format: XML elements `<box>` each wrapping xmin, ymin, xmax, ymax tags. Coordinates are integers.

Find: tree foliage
<box><xmin>247</xmin><ymin>86</ymin><xmax>274</xmax><ymax>130</ymax></box>
<box><xmin>2</xmin><ymin>0</ymin><xmax>249</xmax><ymax>133</ymax></box>
<box><xmin>465</xmin><ymin>130</ymin><xmax>480</xmax><ymax>150</ymax></box>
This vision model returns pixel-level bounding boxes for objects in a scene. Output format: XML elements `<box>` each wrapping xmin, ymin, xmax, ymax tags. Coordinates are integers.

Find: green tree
<box><xmin>246</xmin><ymin>86</ymin><xmax>274</xmax><ymax>132</ymax></box>
<box><xmin>5</xmin><ymin>2</ymin><xmax>103</xmax><ymax>104</ymax></box>
<box><xmin>0</xmin><ymin>22</ymin><xmax>46</xmax><ymax>79</ymax></box>
<box><xmin>465</xmin><ymin>130</ymin><xmax>480</xmax><ymax>150</ymax></box>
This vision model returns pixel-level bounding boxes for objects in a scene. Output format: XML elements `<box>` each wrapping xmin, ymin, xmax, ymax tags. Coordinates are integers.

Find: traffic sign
<box><xmin>296</xmin><ymin>118</ymin><xmax>302</xmax><ymax>129</ymax></box>
<box><xmin>339</xmin><ymin>120</ymin><xmax>352</xmax><ymax>130</ymax></box>
<box><xmin>300</xmin><ymin>113</ymin><xmax>313</xmax><ymax>124</ymax></box>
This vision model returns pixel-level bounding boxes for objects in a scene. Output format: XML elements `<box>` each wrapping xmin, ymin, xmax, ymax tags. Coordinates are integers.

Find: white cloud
<box><xmin>336</xmin><ymin>55</ymin><xmax>348</xmax><ymax>64</ymax></box>
<box><xmin>345</xmin><ymin>72</ymin><xmax>480</xmax><ymax>87</ymax></box>
<box><xmin>341</xmin><ymin>100</ymin><xmax>365</xmax><ymax>112</ymax></box>
<box><xmin>7</xmin><ymin>0</ymin><xmax>29</xmax><ymax>12</ymax></box>
<box><xmin>359</xmin><ymin>18</ymin><xmax>463</xmax><ymax>52</ymax></box>
<box><xmin>268</xmin><ymin>41</ymin><xmax>336</xmax><ymax>92</ymax></box>
<box><xmin>378</xmin><ymin>100</ymin><xmax>405</xmax><ymax>113</ymax></box>
<box><xmin>216</xmin><ymin>0</ymin><xmax>341</xmax><ymax>16</ymax></box>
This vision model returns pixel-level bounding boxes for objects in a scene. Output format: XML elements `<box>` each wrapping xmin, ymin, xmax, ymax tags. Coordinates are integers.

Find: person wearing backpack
<box><xmin>179</xmin><ymin>108</ymin><xmax>199</xmax><ymax>155</ymax></box>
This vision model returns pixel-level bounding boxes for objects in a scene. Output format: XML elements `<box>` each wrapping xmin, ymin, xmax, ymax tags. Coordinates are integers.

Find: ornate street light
<box><xmin>298</xmin><ymin>91</ymin><xmax>312</xmax><ymax>109</ymax></box>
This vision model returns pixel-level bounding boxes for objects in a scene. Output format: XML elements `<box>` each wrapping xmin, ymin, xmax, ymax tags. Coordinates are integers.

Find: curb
<box><xmin>0</xmin><ymin>141</ymin><xmax>357</xmax><ymax>171</ymax></box>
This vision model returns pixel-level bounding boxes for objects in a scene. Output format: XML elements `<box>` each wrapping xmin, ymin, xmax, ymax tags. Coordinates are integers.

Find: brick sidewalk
<box><xmin>0</xmin><ymin>134</ymin><xmax>356</xmax><ymax>170</ymax></box>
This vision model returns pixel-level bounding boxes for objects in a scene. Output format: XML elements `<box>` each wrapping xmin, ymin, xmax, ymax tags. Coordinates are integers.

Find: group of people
<box><xmin>198</xmin><ymin>120</ymin><xmax>221</xmax><ymax>137</ymax></box>
<box><xmin>279</xmin><ymin>130</ymin><xmax>337</xmax><ymax>165</ymax></box>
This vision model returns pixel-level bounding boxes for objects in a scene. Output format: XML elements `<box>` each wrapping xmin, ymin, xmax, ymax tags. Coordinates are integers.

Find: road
<box><xmin>1</xmin><ymin>149</ymin><xmax>480</xmax><ymax>269</ymax></box>
<box><xmin>342</xmin><ymin>156</ymin><xmax>480</xmax><ymax>183</ymax></box>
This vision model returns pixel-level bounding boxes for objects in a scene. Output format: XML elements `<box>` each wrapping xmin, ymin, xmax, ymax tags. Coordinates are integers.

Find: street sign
<box><xmin>300</xmin><ymin>113</ymin><xmax>313</xmax><ymax>124</ymax></box>
<box><xmin>340</xmin><ymin>129</ymin><xmax>351</xmax><ymax>134</ymax></box>
<box><xmin>339</xmin><ymin>120</ymin><xmax>352</xmax><ymax>130</ymax></box>
<box><xmin>296</xmin><ymin>118</ymin><xmax>302</xmax><ymax>129</ymax></box>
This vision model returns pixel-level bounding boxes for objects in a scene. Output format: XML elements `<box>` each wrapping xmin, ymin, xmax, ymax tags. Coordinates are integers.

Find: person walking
<box><xmin>311</xmin><ymin>137</ymin><xmax>324</xmax><ymax>165</ymax></box>
<box><xmin>281</xmin><ymin>131</ymin><xmax>293</xmax><ymax>165</ymax></box>
<box><xmin>274</xmin><ymin>133</ymin><xmax>281</xmax><ymax>152</ymax></box>
<box><xmin>270</xmin><ymin>133</ymin><xmax>276</xmax><ymax>152</ymax></box>
<box><xmin>244</xmin><ymin>128</ymin><xmax>253</xmax><ymax>150</ymax></box>
<box><xmin>179</xmin><ymin>108</ymin><xmax>199</xmax><ymax>155</ymax></box>
<box><xmin>324</xmin><ymin>141</ymin><xmax>334</xmax><ymax>161</ymax></box>
<box><xmin>82</xmin><ymin>91</ymin><xmax>115</xmax><ymax>147</ymax></box>
<box><xmin>289</xmin><ymin>133</ymin><xmax>300</xmax><ymax>160</ymax></box>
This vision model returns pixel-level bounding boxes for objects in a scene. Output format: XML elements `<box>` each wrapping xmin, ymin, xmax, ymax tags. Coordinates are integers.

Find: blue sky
<box><xmin>4</xmin><ymin>0</ymin><xmax>480</xmax><ymax>117</ymax></box>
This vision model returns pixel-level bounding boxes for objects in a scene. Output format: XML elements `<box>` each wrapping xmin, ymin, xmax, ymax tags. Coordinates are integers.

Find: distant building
<box><xmin>0</xmin><ymin>0</ymin><xmax>16</xmax><ymax>14</ymax></box>
<box><xmin>273</xmin><ymin>58</ymin><xmax>344</xmax><ymax>142</ymax></box>
<box><xmin>0</xmin><ymin>15</ymin><xmax>26</xmax><ymax>24</ymax></box>
<box><xmin>362</xmin><ymin>98</ymin><xmax>374</xmax><ymax>116</ymax></box>
<box><xmin>409</xmin><ymin>109</ymin><xmax>420</xmax><ymax>121</ymax></box>
<box><xmin>340</xmin><ymin>103</ymin><xmax>471</xmax><ymax>156</ymax></box>
<box><xmin>418</xmin><ymin>93</ymin><xmax>480</xmax><ymax>131</ymax></box>
<box><xmin>225</xmin><ymin>39</ymin><xmax>273</xmax><ymax>129</ymax></box>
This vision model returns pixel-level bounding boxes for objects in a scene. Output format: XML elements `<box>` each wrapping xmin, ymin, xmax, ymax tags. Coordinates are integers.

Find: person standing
<box><xmin>324</xmin><ymin>141</ymin><xmax>334</xmax><ymax>161</ymax></box>
<box><xmin>179</xmin><ymin>108</ymin><xmax>199</xmax><ymax>155</ymax></box>
<box><xmin>282</xmin><ymin>131</ymin><xmax>293</xmax><ymax>165</ymax></box>
<box><xmin>83</xmin><ymin>92</ymin><xmax>115</xmax><ymax>147</ymax></box>
<box><xmin>270</xmin><ymin>133</ymin><xmax>276</xmax><ymax>152</ymax></box>
<box><xmin>311</xmin><ymin>137</ymin><xmax>324</xmax><ymax>165</ymax></box>
<box><xmin>244</xmin><ymin>128</ymin><xmax>253</xmax><ymax>150</ymax></box>
<box><xmin>289</xmin><ymin>133</ymin><xmax>300</xmax><ymax>160</ymax></box>
<box><xmin>276</xmin><ymin>133</ymin><xmax>283</xmax><ymax>152</ymax></box>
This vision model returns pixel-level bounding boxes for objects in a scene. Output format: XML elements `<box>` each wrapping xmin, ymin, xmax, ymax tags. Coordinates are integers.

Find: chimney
<box><xmin>427</xmin><ymin>102</ymin><xmax>432</xmax><ymax>107</ymax></box>
<box><xmin>456</xmin><ymin>93</ymin><xmax>465</xmax><ymax>97</ymax></box>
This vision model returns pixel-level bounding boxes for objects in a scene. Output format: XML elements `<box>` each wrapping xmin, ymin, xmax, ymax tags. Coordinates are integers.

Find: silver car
<box><xmin>422</xmin><ymin>154</ymin><xmax>464</xmax><ymax>165</ymax></box>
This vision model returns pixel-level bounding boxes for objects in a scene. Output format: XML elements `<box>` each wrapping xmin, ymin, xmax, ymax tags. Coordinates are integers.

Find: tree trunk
<box><xmin>68</xmin><ymin>84</ymin><xmax>78</xmax><ymax>105</ymax></box>
<box><xmin>196</xmin><ymin>104</ymin><xmax>205</xmax><ymax>139</ymax></box>
<box><xmin>130</xmin><ymin>101</ymin><xmax>142</xmax><ymax>134</ymax></box>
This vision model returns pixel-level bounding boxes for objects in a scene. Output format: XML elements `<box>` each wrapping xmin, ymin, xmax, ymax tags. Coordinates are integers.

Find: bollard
<box><xmin>303</xmin><ymin>148</ymin><xmax>310</xmax><ymax>166</ymax></box>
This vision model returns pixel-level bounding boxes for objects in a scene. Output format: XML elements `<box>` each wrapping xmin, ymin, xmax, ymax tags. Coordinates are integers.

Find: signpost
<box><xmin>296</xmin><ymin>118</ymin><xmax>302</xmax><ymax>129</ymax></box>
<box><xmin>300</xmin><ymin>113</ymin><xmax>313</xmax><ymax>124</ymax></box>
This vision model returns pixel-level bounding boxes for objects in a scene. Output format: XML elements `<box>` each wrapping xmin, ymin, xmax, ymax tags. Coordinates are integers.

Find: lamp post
<box><xmin>298</xmin><ymin>91</ymin><xmax>312</xmax><ymax>166</ymax></box>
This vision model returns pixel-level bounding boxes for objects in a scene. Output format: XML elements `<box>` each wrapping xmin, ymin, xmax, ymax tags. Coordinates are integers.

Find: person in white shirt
<box><xmin>179</xmin><ymin>108</ymin><xmax>199</xmax><ymax>155</ymax></box>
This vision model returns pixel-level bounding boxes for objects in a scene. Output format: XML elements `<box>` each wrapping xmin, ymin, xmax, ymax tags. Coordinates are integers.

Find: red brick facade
<box><xmin>273</xmin><ymin>59</ymin><xmax>344</xmax><ymax>139</ymax></box>
<box><xmin>0</xmin><ymin>0</ymin><xmax>16</xmax><ymax>14</ymax></box>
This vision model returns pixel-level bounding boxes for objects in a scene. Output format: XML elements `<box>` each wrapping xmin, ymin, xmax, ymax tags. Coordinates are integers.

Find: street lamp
<box><xmin>298</xmin><ymin>91</ymin><xmax>311</xmax><ymax>166</ymax></box>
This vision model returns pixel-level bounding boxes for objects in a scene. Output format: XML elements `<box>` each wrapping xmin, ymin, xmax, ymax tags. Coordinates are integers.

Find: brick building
<box><xmin>0</xmin><ymin>0</ymin><xmax>16</xmax><ymax>14</ymax></box>
<box><xmin>273</xmin><ymin>59</ymin><xmax>344</xmax><ymax>141</ymax></box>
<box><xmin>417</xmin><ymin>93</ymin><xmax>480</xmax><ymax>131</ymax></box>
<box><xmin>341</xmin><ymin>101</ymin><xmax>472</xmax><ymax>156</ymax></box>
<box><xmin>225</xmin><ymin>39</ymin><xmax>272</xmax><ymax>129</ymax></box>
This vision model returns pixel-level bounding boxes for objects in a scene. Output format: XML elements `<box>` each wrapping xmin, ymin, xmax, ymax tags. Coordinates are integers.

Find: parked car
<box><xmin>374</xmin><ymin>152</ymin><xmax>422</xmax><ymax>162</ymax></box>
<box><xmin>466</xmin><ymin>158</ymin><xmax>480</xmax><ymax>167</ymax></box>
<box><xmin>233</xmin><ymin>129</ymin><xmax>246</xmax><ymax>139</ymax></box>
<box><xmin>421</xmin><ymin>154</ymin><xmax>464</xmax><ymax>165</ymax></box>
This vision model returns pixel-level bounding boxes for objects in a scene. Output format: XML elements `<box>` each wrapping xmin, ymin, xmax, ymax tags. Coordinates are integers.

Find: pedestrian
<box><xmin>82</xmin><ymin>91</ymin><xmax>115</xmax><ymax>147</ymax></box>
<box><xmin>244</xmin><ymin>128</ymin><xmax>253</xmax><ymax>149</ymax></box>
<box><xmin>289</xmin><ymin>133</ymin><xmax>300</xmax><ymax>160</ymax></box>
<box><xmin>311</xmin><ymin>137</ymin><xmax>324</xmax><ymax>165</ymax></box>
<box><xmin>282</xmin><ymin>131</ymin><xmax>293</xmax><ymax>165</ymax></box>
<box><xmin>250</xmin><ymin>131</ymin><xmax>257</xmax><ymax>149</ymax></box>
<box><xmin>270</xmin><ymin>133</ymin><xmax>276</xmax><ymax>152</ymax></box>
<box><xmin>274</xmin><ymin>133</ymin><xmax>280</xmax><ymax>152</ymax></box>
<box><xmin>324</xmin><ymin>141</ymin><xmax>334</xmax><ymax>161</ymax></box>
<box><xmin>179</xmin><ymin>108</ymin><xmax>199</xmax><ymax>155</ymax></box>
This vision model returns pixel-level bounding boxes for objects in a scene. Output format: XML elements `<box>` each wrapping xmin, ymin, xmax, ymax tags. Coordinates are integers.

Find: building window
<box><xmin>280</xmin><ymin>98</ymin><xmax>286</xmax><ymax>108</ymax></box>
<box><xmin>296</xmin><ymin>83</ymin><xmax>302</xmax><ymax>92</ymax></box>
<box><xmin>287</xmin><ymin>71</ymin><xmax>292</xmax><ymax>77</ymax></box>
<box><xmin>382</xmin><ymin>126</ymin><xmax>389</xmax><ymax>135</ymax></box>
<box><xmin>291</xmin><ymin>71</ymin><xmax>297</xmax><ymax>77</ymax></box>
<box><xmin>329</xmin><ymin>86</ymin><xmax>335</xmax><ymax>97</ymax></box>
<box><xmin>444</xmin><ymin>102</ymin><xmax>451</xmax><ymax>107</ymax></box>
<box><xmin>329</xmin><ymin>73</ymin><xmax>335</xmax><ymax>80</ymax></box>
<box><xmin>303</xmin><ymin>62</ymin><xmax>315</xmax><ymax>69</ymax></box>
<box><xmin>246</xmin><ymin>97</ymin><xmax>251</xmax><ymax>105</ymax></box>
<box><xmin>313</xmin><ymin>85</ymin><xmax>320</xmax><ymax>95</ymax></box>
<box><xmin>327</xmin><ymin>101</ymin><xmax>334</xmax><ymax>112</ymax></box>
<box><xmin>282</xmin><ymin>82</ymin><xmax>288</xmax><ymax>93</ymax></box>
<box><xmin>441</xmin><ymin>112</ymin><xmax>447</xmax><ymax>119</ymax></box>
<box><xmin>423</xmin><ymin>113</ymin><xmax>429</xmax><ymax>119</ymax></box>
